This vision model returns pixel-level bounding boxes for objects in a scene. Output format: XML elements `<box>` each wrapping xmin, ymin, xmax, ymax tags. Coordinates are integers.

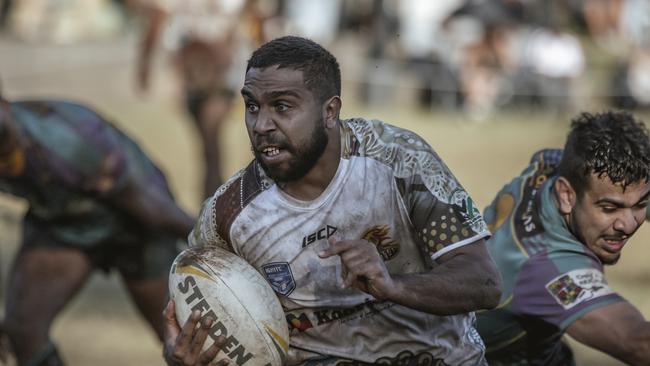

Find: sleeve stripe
<box><xmin>429</xmin><ymin>232</ymin><xmax>491</xmax><ymax>261</ymax></box>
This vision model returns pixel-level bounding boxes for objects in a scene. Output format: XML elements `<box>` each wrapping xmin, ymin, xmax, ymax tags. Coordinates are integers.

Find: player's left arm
<box><xmin>566</xmin><ymin>301</ymin><xmax>650</xmax><ymax>365</ymax></box>
<box><xmin>320</xmin><ymin>236</ymin><xmax>501</xmax><ymax>315</ymax></box>
<box><xmin>321</xmin><ymin>123</ymin><xmax>501</xmax><ymax>314</ymax></box>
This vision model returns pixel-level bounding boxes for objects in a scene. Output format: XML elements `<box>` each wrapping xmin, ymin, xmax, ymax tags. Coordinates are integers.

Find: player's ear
<box><xmin>554</xmin><ymin>177</ymin><xmax>577</xmax><ymax>215</ymax></box>
<box><xmin>323</xmin><ymin>96</ymin><xmax>341</xmax><ymax>129</ymax></box>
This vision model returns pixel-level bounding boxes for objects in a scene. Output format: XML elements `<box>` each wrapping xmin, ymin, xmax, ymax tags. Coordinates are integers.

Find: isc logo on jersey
<box><xmin>302</xmin><ymin>225</ymin><xmax>338</xmax><ymax>247</ymax></box>
<box><xmin>169</xmin><ymin>246</ymin><xmax>290</xmax><ymax>366</ymax></box>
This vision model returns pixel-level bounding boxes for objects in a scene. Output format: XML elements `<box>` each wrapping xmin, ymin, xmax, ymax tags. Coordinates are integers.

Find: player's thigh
<box><xmin>123</xmin><ymin>275</ymin><xmax>169</xmax><ymax>340</ymax></box>
<box><xmin>115</xmin><ymin>235</ymin><xmax>182</xmax><ymax>337</ymax></box>
<box><xmin>118</xmin><ymin>236</ymin><xmax>174</xmax><ymax>306</ymax></box>
<box><xmin>5</xmin><ymin>245</ymin><xmax>93</xmax><ymax>325</ymax></box>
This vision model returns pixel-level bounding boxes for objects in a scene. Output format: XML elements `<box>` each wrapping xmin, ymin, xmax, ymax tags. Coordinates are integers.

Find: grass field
<box><xmin>1</xmin><ymin>34</ymin><xmax>649</xmax><ymax>366</ymax></box>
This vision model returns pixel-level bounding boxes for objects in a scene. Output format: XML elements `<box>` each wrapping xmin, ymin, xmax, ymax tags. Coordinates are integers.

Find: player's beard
<box><xmin>253</xmin><ymin>116</ymin><xmax>329</xmax><ymax>184</ymax></box>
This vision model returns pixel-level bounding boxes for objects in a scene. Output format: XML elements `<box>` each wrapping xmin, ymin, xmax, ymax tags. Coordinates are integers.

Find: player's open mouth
<box><xmin>259</xmin><ymin>145</ymin><xmax>290</xmax><ymax>164</ymax></box>
<box><xmin>602</xmin><ymin>237</ymin><xmax>627</xmax><ymax>252</ymax></box>
<box><xmin>263</xmin><ymin>147</ymin><xmax>281</xmax><ymax>157</ymax></box>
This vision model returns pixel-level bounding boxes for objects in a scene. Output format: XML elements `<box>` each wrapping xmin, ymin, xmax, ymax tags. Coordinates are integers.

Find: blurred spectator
<box><xmin>356</xmin><ymin>0</ymin><xmax>400</xmax><ymax>106</ymax></box>
<box><xmin>446</xmin><ymin>0</ymin><xmax>525</xmax><ymax>117</ymax></box>
<box><xmin>7</xmin><ymin>0</ymin><xmax>124</xmax><ymax>43</ymax></box>
<box><xmin>0</xmin><ymin>0</ymin><xmax>11</xmax><ymax>31</ymax></box>
<box><xmin>619</xmin><ymin>0</ymin><xmax>650</xmax><ymax>47</ymax></box>
<box><xmin>611</xmin><ymin>47</ymin><xmax>650</xmax><ymax>110</ymax></box>
<box><xmin>459</xmin><ymin>23</ymin><xmax>515</xmax><ymax>117</ymax></box>
<box><xmin>134</xmin><ymin>0</ymin><xmax>264</xmax><ymax>199</ymax></box>
<box><xmin>397</xmin><ymin>0</ymin><xmax>464</xmax><ymax>109</ymax></box>
<box><xmin>283</xmin><ymin>0</ymin><xmax>342</xmax><ymax>45</ymax></box>
<box><xmin>608</xmin><ymin>0</ymin><xmax>650</xmax><ymax>110</ymax></box>
<box><xmin>625</xmin><ymin>49</ymin><xmax>650</xmax><ymax>107</ymax></box>
<box><xmin>521</xmin><ymin>25</ymin><xmax>585</xmax><ymax>113</ymax></box>
<box><xmin>580</xmin><ymin>0</ymin><xmax>624</xmax><ymax>49</ymax></box>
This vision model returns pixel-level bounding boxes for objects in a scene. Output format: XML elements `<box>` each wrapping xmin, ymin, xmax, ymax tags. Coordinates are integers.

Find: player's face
<box><xmin>569</xmin><ymin>174</ymin><xmax>650</xmax><ymax>265</ymax></box>
<box><xmin>242</xmin><ymin>66</ymin><xmax>329</xmax><ymax>183</ymax></box>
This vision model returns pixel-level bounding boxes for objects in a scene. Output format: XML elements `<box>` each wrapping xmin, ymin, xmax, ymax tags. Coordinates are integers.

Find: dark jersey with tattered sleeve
<box><xmin>0</xmin><ymin>101</ymin><xmax>178</xmax><ymax>276</ymax></box>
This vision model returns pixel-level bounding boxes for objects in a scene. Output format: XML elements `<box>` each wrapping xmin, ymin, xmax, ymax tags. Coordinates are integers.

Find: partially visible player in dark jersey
<box><xmin>477</xmin><ymin>111</ymin><xmax>650</xmax><ymax>365</ymax></box>
<box><xmin>0</xmin><ymin>88</ymin><xmax>194</xmax><ymax>366</ymax></box>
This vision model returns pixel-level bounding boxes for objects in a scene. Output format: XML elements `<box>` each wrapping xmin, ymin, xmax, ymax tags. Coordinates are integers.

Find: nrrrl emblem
<box><xmin>262</xmin><ymin>262</ymin><xmax>296</xmax><ymax>296</ymax></box>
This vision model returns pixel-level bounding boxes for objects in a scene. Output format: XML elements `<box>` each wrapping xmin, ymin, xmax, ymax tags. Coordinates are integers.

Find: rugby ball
<box><xmin>169</xmin><ymin>246</ymin><xmax>289</xmax><ymax>366</ymax></box>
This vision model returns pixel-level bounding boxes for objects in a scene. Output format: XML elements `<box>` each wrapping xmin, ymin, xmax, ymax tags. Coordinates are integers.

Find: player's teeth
<box><xmin>264</xmin><ymin>147</ymin><xmax>280</xmax><ymax>156</ymax></box>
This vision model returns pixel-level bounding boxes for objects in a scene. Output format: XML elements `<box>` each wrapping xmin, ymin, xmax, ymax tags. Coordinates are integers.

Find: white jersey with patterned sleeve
<box><xmin>189</xmin><ymin>118</ymin><xmax>491</xmax><ymax>365</ymax></box>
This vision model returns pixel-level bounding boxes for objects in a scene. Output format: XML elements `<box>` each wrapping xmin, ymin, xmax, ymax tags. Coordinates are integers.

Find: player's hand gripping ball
<box><xmin>169</xmin><ymin>246</ymin><xmax>289</xmax><ymax>366</ymax></box>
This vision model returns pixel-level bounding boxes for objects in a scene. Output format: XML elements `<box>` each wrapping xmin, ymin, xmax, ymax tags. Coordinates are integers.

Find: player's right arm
<box><xmin>567</xmin><ymin>301</ymin><xmax>650</xmax><ymax>365</ymax></box>
<box><xmin>188</xmin><ymin>169</ymin><xmax>248</xmax><ymax>251</ymax></box>
<box><xmin>188</xmin><ymin>195</ymin><xmax>232</xmax><ymax>250</ymax></box>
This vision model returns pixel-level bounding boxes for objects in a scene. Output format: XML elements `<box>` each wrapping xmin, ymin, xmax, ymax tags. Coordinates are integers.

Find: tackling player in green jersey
<box><xmin>477</xmin><ymin>111</ymin><xmax>650</xmax><ymax>365</ymax></box>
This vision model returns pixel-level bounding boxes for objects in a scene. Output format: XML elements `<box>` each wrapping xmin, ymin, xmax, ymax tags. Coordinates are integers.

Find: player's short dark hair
<box><xmin>557</xmin><ymin>111</ymin><xmax>650</xmax><ymax>196</ymax></box>
<box><xmin>246</xmin><ymin>36</ymin><xmax>341</xmax><ymax>102</ymax></box>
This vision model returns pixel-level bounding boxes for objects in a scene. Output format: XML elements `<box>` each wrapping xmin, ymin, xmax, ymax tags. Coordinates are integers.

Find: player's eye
<box><xmin>275</xmin><ymin>103</ymin><xmax>290</xmax><ymax>112</ymax></box>
<box><xmin>246</xmin><ymin>102</ymin><xmax>259</xmax><ymax>113</ymax></box>
<box><xmin>601</xmin><ymin>206</ymin><xmax>617</xmax><ymax>213</ymax></box>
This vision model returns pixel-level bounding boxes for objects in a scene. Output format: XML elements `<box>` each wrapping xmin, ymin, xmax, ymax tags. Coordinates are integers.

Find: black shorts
<box><xmin>22</xmin><ymin>216</ymin><xmax>184</xmax><ymax>280</ymax></box>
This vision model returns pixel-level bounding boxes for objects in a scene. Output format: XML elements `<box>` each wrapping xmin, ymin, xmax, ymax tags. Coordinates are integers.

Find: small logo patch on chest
<box><xmin>262</xmin><ymin>262</ymin><xmax>296</xmax><ymax>296</ymax></box>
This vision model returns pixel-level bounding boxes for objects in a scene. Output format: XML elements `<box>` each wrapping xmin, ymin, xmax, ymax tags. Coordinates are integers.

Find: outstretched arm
<box><xmin>319</xmin><ymin>237</ymin><xmax>502</xmax><ymax>315</ymax></box>
<box><xmin>567</xmin><ymin>301</ymin><xmax>650</xmax><ymax>365</ymax></box>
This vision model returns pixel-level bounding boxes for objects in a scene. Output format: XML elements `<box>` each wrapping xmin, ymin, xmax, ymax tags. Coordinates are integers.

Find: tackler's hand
<box><xmin>318</xmin><ymin>235</ymin><xmax>396</xmax><ymax>300</ymax></box>
<box><xmin>162</xmin><ymin>300</ymin><xmax>229</xmax><ymax>366</ymax></box>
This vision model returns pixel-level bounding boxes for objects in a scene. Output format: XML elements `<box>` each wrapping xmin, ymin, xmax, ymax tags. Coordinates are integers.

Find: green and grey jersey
<box><xmin>190</xmin><ymin>118</ymin><xmax>490</xmax><ymax>365</ymax></box>
<box><xmin>477</xmin><ymin>149</ymin><xmax>626</xmax><ymax>366</ymax></box>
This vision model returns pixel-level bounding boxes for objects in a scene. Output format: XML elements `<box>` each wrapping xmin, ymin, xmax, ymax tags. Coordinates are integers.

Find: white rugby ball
<box><xmin>169</xmin><ymin>246</ymin><xmax>289</xmax><ymax>366</ymax></box>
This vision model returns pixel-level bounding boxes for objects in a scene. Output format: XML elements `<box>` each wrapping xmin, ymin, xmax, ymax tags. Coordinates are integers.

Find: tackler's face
<box><xmin>241</xmin><ymin>65</ymin><xmax>329</xmax><ymax>183</ymax></box>
<box><xmin>570</xmin><ymin>174</ymin><xmax>650</xmax><ymax>265</ymax></box>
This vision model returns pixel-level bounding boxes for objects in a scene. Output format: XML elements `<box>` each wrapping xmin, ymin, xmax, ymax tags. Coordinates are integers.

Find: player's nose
<box><xmin>253</xmin><ymin>108</ymin><xmax>276</xmax><ymax>134</ymax></box>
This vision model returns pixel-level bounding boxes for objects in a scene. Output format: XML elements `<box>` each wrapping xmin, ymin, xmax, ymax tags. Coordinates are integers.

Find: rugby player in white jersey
<box><xmin>162</xmin><ymin>36</ymin><xmax>502</xmax><ymax>366</ymax></box>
